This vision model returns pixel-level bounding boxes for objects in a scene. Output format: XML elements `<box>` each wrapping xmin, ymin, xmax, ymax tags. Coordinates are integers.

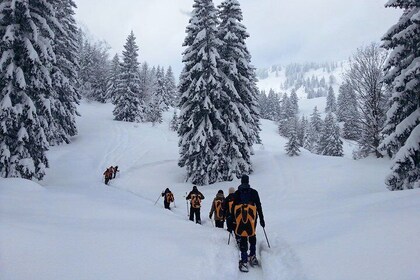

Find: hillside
<box><xmin>257</xmin><ymin>62</ymin><xmax>347</xmax><ymax>100</ymax></box>
<box><xmin>1</xmin><ymin>101</ymin><xmax>419</xmax><ymax>280</ymax></box>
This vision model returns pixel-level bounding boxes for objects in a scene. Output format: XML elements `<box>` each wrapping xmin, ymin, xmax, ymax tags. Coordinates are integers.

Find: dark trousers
<box><xmin>164</xmin><ymin>201</ymin><xmax>170</xmax><ymax>210</ymax></box>
<box><xmin>215</xmin><ymin>220</ymin><xmax>224</xmax><ymax>228</ymax></box>
<box><xmin>189</xmin><ymin>207</ymin><xmax>201</xmax><ymax>224</ymax></box>
<box><xmin>105</xmin><ymin>177</ymin><xmax>110</xmax><ymax>185</ymax></box>
<box><xmin>238</xmin><ymin>235</ymin><xmax>257</xmax><ymax>263</ymax></box>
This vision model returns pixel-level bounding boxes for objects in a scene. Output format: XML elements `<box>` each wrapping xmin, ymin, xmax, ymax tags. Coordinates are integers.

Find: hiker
<box><xmin>186</xmin><ymin>186</ymin><xmax>205</xmax><ymax>224</ymax></box>
<box><xmin>209</xmin><ymin>190</ymin><xmax>225</xmax><ymax>228</ymax></box>
<box><xmin>113</xmin><ymin>165</ymin><xmax>119</xmax><ymax>178</ymax></box>
<box><xmin>231</xmin><ymin>175</ymin><xmax>265</xmax><ymax>273</ymax></box>
<box><xmin>103</xmin><ymin>167</ymin><xmax>113</xmax><ymax>185</ymax></box>
<box><xmin>223</xmin><ymin>187</ymin><xmax>236</xmax><ymax>233</ymax></box>
<box><xmin>109</xmin><ymin>166</ymin><xmax>114</xmax><ymax>181</ymax></box>
<box><xmin>161</xmin><ymin>188</ymin><xmax>174</xmax><ymax>210</ymax></box>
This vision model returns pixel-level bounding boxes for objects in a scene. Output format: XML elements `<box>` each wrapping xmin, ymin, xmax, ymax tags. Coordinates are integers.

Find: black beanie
<box><xmin>217</xmin><ymin>189</ymin><xmax>223</xmax><ymax>194</ymax></box>
<box><xmin>241</xmin><ymin>174</ymin><xmax>249</xmax><ymax>184</ymax></box>
<box><xmin>193</xmin><ymin>186</ymin><xmax>197</xmax><ymax>191</ymax></box>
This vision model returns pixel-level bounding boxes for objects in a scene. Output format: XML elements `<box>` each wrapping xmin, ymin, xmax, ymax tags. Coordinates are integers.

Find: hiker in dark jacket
<box><xmin>223</xmin><ymin>187</ymin><xmax>236</xmax><ymax>233</ymax></box>
<box><xmin>231</xmin><ymin>175</ymin><xmax>265</xmax><ymax>272</ymax></box>
<box><xmin>113</xmin><ymin>165</ymin><xmax>119</xmax><ymax>178</ymax></box>
<box><xmin>103</xmin><ymin>167</ymin><xmax>113</xmax><ymax>185</ymax></box>
<box><xmin>186</xmin><ymin>186</ymin><xmax>205</xmax><ymax>224</ymax></box>
<box><xmin>209</xmin><ymin>190</ymin><xmax>225</xmax><ymax>228</ymax></box>
<box><xmin>161</xmin><ymin>188</ymin><xmax>174</xmax><ymax>210</ymax></box>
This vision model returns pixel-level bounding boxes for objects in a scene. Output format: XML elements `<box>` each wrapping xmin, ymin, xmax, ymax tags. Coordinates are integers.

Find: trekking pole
<box><xmin>154</xmin><ymin>193</ymin><xmax>161</xmax><ymax>206</ymax></box>
<box><xmin>186</xmin><ymin>192</ymin><xmax>189</xmax><ymax>217</ymax></box>
<box><xmin>263</xmin><ymin>227</ymin><xmax>271</xmax><ymax>248</ymax></box>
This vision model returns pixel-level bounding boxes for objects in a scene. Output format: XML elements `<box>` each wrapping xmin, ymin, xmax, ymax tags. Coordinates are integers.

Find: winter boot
<box><xmin>248</xmin><ymin>255</ymin><xmax>259</xmax><ymax>267</ymax></box>
<box><xmin>239</xmin><ymin>261</ymin><xmax>249</xmax><ymax>273</ymax></box>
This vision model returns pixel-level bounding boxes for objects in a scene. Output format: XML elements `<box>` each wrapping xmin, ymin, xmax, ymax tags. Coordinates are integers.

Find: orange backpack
<box><xmin>234</xmin><ymin>204</ymin><xmax>257</xmax><ymax>237</ymax></box>
<box><xmin>214</xmin><ymin>199</ymin><xmax>224</xmax><ymax>220</ymax></box>
<box><xmin>190</xmin><ymin>194</ymin><xmax>201</xmax><ymax>208</ymax></box>
<box><xmin>166</xmin><ymin>192</ymin><xmax>174</xmax><ymax>203</ymax></box>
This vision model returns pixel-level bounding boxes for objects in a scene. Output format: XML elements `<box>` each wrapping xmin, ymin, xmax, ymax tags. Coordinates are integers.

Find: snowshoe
<box><xmin>239</xmin><ymin>261</ymin><xmax>249</xmax><ymax>273</ymax></box>
<box><xmin>248</xmin><ymin>255</ymin><xmax>259</xmax><ymax>267</ymax></box>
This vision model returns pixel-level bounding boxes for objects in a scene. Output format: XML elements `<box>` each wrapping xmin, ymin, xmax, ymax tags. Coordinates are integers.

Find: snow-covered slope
<box><xmin>257</xmin><ymin>62</ymin><xmax>347</xmax><ymax>100</ymax></box>
<box><xmin>1</xmin><ymin>101</ymin><xmax>419</xmax><ymax>280</ymax></box>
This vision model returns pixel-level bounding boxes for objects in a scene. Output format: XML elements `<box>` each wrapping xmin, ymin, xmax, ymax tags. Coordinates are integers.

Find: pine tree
<box><xmin>297</xmin><ymin>116</ymin><xmax>308</xmax><ymax>147</ymax></box>
<box><xmin>48</xmin><ymin>0</ymin><xmax>80</xmax><ymax>146</ymax></box>
<box><xmin>113</xmin><ymin>31</ymin><xmax>145</xmax><ymax>122</ymax></box>
<box><xmin>178</xmin><ymin>0</ymin><xmax>227</xmax><ymax>185</ymax></box>
<box><xmin>380</xmin><ymin>0</ymin><xmax>420</xmax><ymax>190</ymax></box>
<box><xmin>318</xmin><ymin>113</ymin><xmax>343</xmax><ymax>157</ymax></box>
<box><xmin>148</xmin><ymin>66</ymin><xmax>166</xmax><ymax>124</ymax></box>
<box><xmin>78</xmin><ymin>38</ymin><xmax>110</xmax><ymax>102</ymax></box>
<box><xmin>164</xmin><ymin>66</ymin><xmax>178</xmax><ymax>107</ymax></box>
<box><xmin>290</xmin><ymin>89</ymin><xmax>299</xmax><ymax>115</ymax></box>
<box><xmin>285</xmin><ymin>117</ymin><xmax>300</xmax><ymax>157</ymax></box>
<box><xmin>267</xmin><ymin>89</ymin><xmax>281</xmax><ymax>121</ymax></box>
<box><xmin>325</xmin><ymin>86</ymin><xmax>337</xmax><ymax>113</ymax></box>
<box><xmin>170</xmin><ymin>110</ymin><xmax>179</xmax><ymax>131</ymax></box>
<box><xmin>0</xmin><ymin>0</ymin><xmax>55</xmax><ymax>179</ymax></box>
<box><xmin>217</xmin><ymin>0</ymin><xmax>261</xmax><ymax>170</ymax></box>
<box><xmin>107</xmin><ymin>54</ymin><xmax>121</xmax><ymax>103</ymax></box>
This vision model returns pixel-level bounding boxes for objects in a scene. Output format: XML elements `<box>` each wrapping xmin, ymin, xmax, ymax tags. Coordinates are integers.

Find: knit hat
<box><xmin>193</xmin><ymin>186</ymin><xmax>198</xmax><ymax>191</ymax></box>
<box><xmin>217</xmin><ymin>189</ymin><xmax>223</xmax><ymax>194</ymax></box>
<box><xmin>241</xmin><ymin>174</ymin><xmax>249</xmax><ymax>184</ymax></box>
<box><xmin>228</xmin><ymin>187</ymin><xmax>235</xmax><ymax>194</ymax></box>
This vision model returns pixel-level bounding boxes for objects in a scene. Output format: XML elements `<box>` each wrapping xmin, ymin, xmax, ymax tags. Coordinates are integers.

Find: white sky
<box><xmin>74</xmin><ymin>0</ymin><xmax>402</xmax><ymax>76</ymax></box>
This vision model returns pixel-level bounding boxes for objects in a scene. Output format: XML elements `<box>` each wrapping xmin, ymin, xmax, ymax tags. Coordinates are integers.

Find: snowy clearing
<box><xmin>1</xmin><ymin>101</ymin><xmax>419</xmax><ymax>280</ymax></box>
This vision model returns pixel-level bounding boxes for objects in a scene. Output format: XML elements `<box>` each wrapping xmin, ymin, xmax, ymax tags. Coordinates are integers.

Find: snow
<box><xmin>1</xmin><ymin>101</ymin><xmax>419</xmax><ymax>280</ymax></box>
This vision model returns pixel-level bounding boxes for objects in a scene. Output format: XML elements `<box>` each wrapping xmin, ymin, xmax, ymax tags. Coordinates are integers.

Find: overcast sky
<box><xmin>74</xmin><ymin>0</ymin><xmax>402</xmax><ymax>76</ymax></box>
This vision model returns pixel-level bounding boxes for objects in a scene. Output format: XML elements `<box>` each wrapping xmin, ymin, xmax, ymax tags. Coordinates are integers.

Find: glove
<box><xmin>209</xmin><ymin>214</ymin><xmax>212</xmax><ymax>219</ymax></box>
<box><xmin>260</xmin><ymin>219</ymin><xmax>265</xmax><ymax>228</ymax></box>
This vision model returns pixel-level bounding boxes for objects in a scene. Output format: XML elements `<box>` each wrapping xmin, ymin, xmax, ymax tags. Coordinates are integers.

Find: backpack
<box><xmin>233</xmin><ymin>189</ymin><xmax>257</xmax><ymax>237</ymax></box>
<box><xmin>233</xmin><ymin>203</ymin><xmax>257</xmax><ymax>237</ymax></box>
<box><xmin>214</xmin><ymin>199</ymin><xmax>224</xmax><ymax>220</ymax></box>
<box><xmin>166</xmin><ymin>192</ymin><xmax>174</xmax><ymax>203</ymax></box>
<box><xmin>190</xmin><ymin>194</ymin><xmax>201</xmax><ymax>208</ymax></box>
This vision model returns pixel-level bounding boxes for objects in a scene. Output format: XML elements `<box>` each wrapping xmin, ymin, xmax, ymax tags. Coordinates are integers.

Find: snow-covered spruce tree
<box><xmin>380</xmin><ymin>0</ymin><xmax>420</xmax><ymax>190</ymax></box>
<box><xmin>317</xmin><ymin>113</ymin><xmax>343</xmax><ymax>157</ymax></box>
<box><xmin>304</xmin><ymin>106</ymin><xmax>323</xmax><ymax>153</ymax></box>
<box><xmin>78</xmin><ymin>38</ymin><xmax>110</xmax><ymax>102</ymax></box>
<box><xmin>164</xmin><ymin>66</ymin><xmax>178</xmax><ymax>107</ymax></box>
<box><xmin>107</xmin><ymin>54</ymin><xmax>121</xmax><ymax>103</ymax></box>
<box><xmin>297</xmin><ymin>115</ymin><xmax>308</xmax><ymax>147</ymax></box>
<box><xmin>325</xmin><ymin>86</ymin><xmax>337</xmax><ymax>113</ymax></box>
<box><xmin>48</xmin><ymin>0</ymin><xmax>80</xmax><ymax>145</ymax></box>
<box><xmin>148</xmin><ymin>67</ymin><xmax>166</xmax><ymax>124</ymax></box>
<box><xmin>285</xmin><ymin>117</ymin><xmax>300</xmax><ymax>156</ymax></box>
<box><xmin>113</xmin><ymin>31</ymin><xmax>145</xmax><ymax>122</ymax></box>
<box><xmin>345</xmin><ymin>43</ymin><xmax>387</xmax><ymax>158</ymax></box>
<box><xmin>258</xmin><ymin>91</ymin><xmax>270</xmax><ymax>119</ymax></box>
<box><xmin>170</xmin><ymin>110</ymin><xmax>179</xmax><ymax>132</ymax></box>
<box><xmin>178</xmin><ymin>0</ymin><xmax>228</xmax><ymax>185</ymax></box>
<box><xmin>337</xmin><ymin>82</ymin><xmax>360</xmax><ymax>140</ymax></box>
<box><xmin>267</xmin><ymin>89</ymin><xmax>281</xmax><ymax>121</ymax></box>
<box><xmin>0</xmin><ymin>0</ymin><xmax>54</xmax><ymax>179</ymax></box>
<box><xmin>218</xmin><ymin>0</ymin><xmax>261</xmax><ymax>149</ymax></box>
<box><xmin>278</xmin><ymin>93</ymin><xmax>292</xmax><ymax>137</ymax></box>
<box><xmin>290</xmin><ymin>89</ymin><xmax>299</xmax><ymax>115</ymax></box>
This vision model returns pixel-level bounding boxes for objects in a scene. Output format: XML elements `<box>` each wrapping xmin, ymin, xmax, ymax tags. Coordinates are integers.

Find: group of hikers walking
<box><xmin>103</xmin><ymin>165</ymin><xmax>119</xmax><ymax>185</ymax></box>
<box><xmin>159</xmin><ymin>174</ymin><xmax>266</xmax><ymax>273</ymax></box>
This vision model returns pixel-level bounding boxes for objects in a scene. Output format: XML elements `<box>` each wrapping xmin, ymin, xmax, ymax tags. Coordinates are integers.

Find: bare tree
<box><xmin>344</xmin><ymin>43</ymin><xmax>387</xmax><ymax>158</ymax></box>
